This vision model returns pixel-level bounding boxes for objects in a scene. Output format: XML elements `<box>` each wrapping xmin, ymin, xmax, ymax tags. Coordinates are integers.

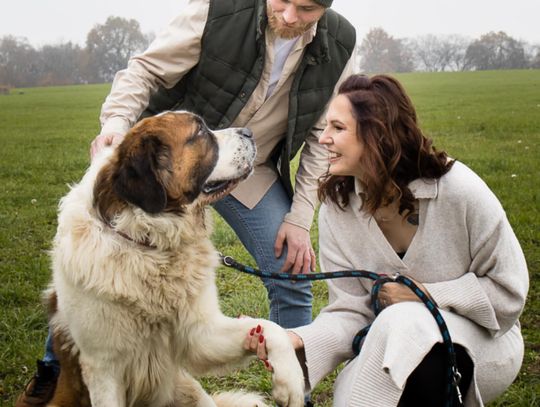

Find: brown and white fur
<box><xmin>45</xmin><ymin>111</ymin><xmax>304</xmax><ymax>407</ymax></box>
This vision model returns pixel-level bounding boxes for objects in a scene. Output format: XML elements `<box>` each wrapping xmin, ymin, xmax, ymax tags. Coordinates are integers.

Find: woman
<box><xmin>246</xmin><ymin>74</ymin><xmax>528</xmax><ymax>406</ymax></box>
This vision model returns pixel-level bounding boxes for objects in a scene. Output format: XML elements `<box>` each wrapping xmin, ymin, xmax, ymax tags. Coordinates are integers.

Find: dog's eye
<box><xmin>187</xmin><ymin>127</ymin><xmax>208</xmax><ymax>144</ymax></box>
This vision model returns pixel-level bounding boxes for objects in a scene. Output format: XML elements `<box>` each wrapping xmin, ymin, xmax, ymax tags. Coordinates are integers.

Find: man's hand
<box><xmin>90</xmin><ymin>133</ymin><xmax>125</xmax><ymax>159</ymax></box>
<box><xmin>274</xmin><ymin>222</ymin><xmax>316</xmax><ymax>274</ymax></box>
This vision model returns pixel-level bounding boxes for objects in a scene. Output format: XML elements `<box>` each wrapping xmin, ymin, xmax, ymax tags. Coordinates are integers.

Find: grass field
<box><xmin>0</xmin><ymin>70</ymin><xmax>539</xmax><ymax>406</ymax></box>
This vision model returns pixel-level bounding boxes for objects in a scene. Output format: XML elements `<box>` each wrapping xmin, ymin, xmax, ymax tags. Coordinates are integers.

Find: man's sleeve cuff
<box><xmin>100</xmin><ymin>116</ymin><xmax>131</xmax><ymax>137</ymax></box>
<box><xmin>283</xmin><ymin>201</ymin><xmax>316</xmax><ymax>231</ymax></box>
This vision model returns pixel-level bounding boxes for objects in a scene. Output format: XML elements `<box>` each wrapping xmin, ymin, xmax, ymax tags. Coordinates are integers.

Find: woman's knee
<box><xmin>370</xmin><ymin>302</ymin><xmax>438</xmax><ymax>339</ymax></box>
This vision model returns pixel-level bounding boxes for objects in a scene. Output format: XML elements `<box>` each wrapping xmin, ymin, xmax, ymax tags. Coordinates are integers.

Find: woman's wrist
<box><xmin>287</xmin><ymin>331</ymin><xmax>304</xmax><ymax>350</ymax></box>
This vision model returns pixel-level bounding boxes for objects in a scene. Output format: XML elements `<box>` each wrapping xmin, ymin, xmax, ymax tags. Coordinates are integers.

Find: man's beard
<box><xmin>266</xmin><ymin>5</ymin><xmax>315</xmax><ymax>39</ymax></box>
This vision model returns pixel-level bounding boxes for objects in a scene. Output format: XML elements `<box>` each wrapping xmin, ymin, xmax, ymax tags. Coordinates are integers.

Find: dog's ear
<box><xmin>113</xmin><ymin>135</ymin><xmax>170</xmax><ymax>214</ymax></box>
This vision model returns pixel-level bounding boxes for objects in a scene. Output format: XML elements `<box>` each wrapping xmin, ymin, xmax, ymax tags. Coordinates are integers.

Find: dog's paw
<box><xmin>257</xmin><ymin>321</ymin><xmax>304</xmax><ymax>407</ymax></box>
<box><xmin>270</xmin><ymin>363</ymin><xmax>304</xmax><ymax>407</ymax></box>
<box><xmin>272</xmin><ymin>371</ymin><xmax>304</xmax><ymax>407</ymax></box>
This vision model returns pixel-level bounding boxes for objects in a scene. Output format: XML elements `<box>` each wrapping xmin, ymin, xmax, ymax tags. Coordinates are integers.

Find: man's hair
<box><xmin>318</xmin><ymin>74</ymin><xmax>454</xmax><ymax>215</ymax></box>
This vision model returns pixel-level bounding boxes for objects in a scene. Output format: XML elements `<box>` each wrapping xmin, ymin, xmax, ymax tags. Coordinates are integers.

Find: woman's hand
<box><xmin>244</xmin><ymin>325</ymin><xmax>272</xmax><ymax>371</ymax></box>
<box><xmin>244</xmin><ymin>326</ymin><xmax>305</xmax><ymax>371</ymax></box>
<box><xmin>377</xmin><ymin>277</ymin><xmax>435</xmax><ymax>309</ymax></box>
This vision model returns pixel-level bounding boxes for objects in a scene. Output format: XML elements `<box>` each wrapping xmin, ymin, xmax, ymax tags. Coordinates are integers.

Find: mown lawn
<box><xmin>0</xmin><ymin>70</ymin><xmax>538</xmax><ymax>406</ymax></box>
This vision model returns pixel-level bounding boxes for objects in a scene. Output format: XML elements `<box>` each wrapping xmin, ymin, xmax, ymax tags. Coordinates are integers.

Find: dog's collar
<box><xmin>104</xmin><ymin>221</ymin><xmax>158</xmax><ymax>249</ymax></box>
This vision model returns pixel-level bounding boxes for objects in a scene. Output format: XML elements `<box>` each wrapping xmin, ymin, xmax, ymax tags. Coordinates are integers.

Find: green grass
<box><xmin>0</xmin><ymin>70</ymin><xmax>539</xmax><ymax>405</ymax></box>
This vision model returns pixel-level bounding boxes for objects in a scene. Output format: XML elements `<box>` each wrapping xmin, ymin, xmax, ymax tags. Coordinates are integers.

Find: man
<box><xmin>17</xmin><ymin>0</ymin><xmax>355</xmax><ymax>405</ymax></box>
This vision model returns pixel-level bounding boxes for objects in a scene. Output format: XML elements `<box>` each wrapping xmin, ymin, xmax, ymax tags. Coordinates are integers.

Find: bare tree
<box><xmin>446</xmin><ymin>35</ymin><xmax>472</xmax><ymax>71</ymax></box>
<box><xmin>359</xmin><ymin>28</ymin><xmax>414</xmax><ymax>73</ymax></box>
<box><xmin>411</xmin><ymin>34</ymin><xmax>471</xmax><ymax>72</ymax></box>
<box><xmin>465</xmin><ymin>31</ymin><xmax>527</xmax><ymax>70</ymax></box>
<box><xmin>38</xmin><ymin>42</ymin><xmax>85</xmax><ymax>86</ymax></box>
<box><xmin>85</xmin><ymin>16</ymin><xmax>148</xmax><ymax>83</ymax></box>
<box><xmin>411</xmin><ymin>34</ymin><xmax>443</xmax><ymax>72</ymax></box>
<box><xmin>0</xmin><ymin>36</ymin><xmax>40</xmax><ymax>87</ymax></box>
<box><xmin>525</xmin><ymin>43</ymin><xmax>540</xmax><ymax>69</ymax></box>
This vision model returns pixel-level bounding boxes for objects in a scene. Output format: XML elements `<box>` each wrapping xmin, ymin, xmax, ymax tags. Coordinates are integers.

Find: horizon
<box><xmin>2</xmin><ymin>0</ymin><xmax>539</xmax><ymax>48</ymax></box>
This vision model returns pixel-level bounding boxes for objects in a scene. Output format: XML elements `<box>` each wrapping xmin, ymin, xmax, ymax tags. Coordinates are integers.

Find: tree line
<box><xmin>358</xmin><ymin>28</ymin><xmax>539</xmax><ymax>73</ymax></box>
<box><xmin>0</xmin><ymin>17</ymin><xmax>151</xmax><ymax>88</ymax></box>
<box><xmin>1</xmin><ymin>17</ymin><xmax>539</xmax><ymax>88</ymax></box>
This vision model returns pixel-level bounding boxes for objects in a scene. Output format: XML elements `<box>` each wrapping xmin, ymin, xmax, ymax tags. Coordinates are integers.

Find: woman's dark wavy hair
<box><xmin>318</xmin><ymin>74</ymin><xmax>454</xmax><ymax>215</ymax></box>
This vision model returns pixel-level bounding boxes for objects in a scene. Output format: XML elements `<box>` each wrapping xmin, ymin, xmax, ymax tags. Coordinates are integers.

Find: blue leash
<box><xmin>219</xmin><ymin>253</ymin><xmax>463</xmax><ymax>407</ymax></box>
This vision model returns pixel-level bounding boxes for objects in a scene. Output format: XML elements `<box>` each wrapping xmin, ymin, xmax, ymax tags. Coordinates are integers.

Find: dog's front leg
<box><xmin>188</xmin><ymin>316</ymin><xmax>304</xmax><ymax>407</ymax></box>
<box><xmin>79</xmin><ymin>355</ymin><xmax>125</xmax><ymax>407</ymax></box>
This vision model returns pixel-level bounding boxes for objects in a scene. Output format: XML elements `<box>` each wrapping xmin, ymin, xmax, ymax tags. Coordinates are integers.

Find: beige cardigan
<box><xmin>292</xmin><ymin>161</ymin><xmax>529</xmax><ymax>406</ymax></box>
<box><xmin>99</xmin><ymin>0</ymin><xmax>354</xmax><ymax>231</ymax></box>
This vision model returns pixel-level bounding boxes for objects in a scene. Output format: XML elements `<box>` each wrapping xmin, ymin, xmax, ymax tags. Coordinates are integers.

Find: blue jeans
<box><xmin>43</xmin><ymin>180</ymin><xmax>313</xmax><ymax>362</ymax></box>
<box><xmin>42</xmin><ymin>326</ymin><xmax>59</xmax><ymax>369</ymax></box>
<box><xmin>213</xmin><ymin>180</ymin><xmax>313</xmax><ymax>329</ymax></box>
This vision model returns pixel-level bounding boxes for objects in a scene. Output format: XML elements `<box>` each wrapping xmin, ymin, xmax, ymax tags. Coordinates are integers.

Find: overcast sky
<box><xmin>2</xmin><ymin>0</ymin><xmax>539</xmax><ymax>47</ymax></box>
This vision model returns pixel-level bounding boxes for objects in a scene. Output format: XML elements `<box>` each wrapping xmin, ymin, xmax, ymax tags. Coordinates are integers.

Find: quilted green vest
<box><xmin>142</xmin><ymin>0</ymin><xmax>356</xmax><ymax>196</ymax></box>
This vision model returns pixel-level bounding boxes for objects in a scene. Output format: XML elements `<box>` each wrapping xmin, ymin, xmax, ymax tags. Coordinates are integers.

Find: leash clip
<box><xmin>452</xmin><ymin>367</ymin><xmax>463</xmax><ymax>404</ymax></box>
<box><xmin>218</xmin><ymin>252</ymin><xmax>234</xmax><ymax>267</ymax></box>
<box><xmin>391</xmin><ymin>272</ymin><xmax>401</xmax><ymax>281</ymax></box>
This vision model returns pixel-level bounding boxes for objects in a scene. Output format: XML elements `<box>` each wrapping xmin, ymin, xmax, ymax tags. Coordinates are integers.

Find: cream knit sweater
<box><xmin>292</xmin><ymin>161</ymin><xmax>529</xmax><ymax>406</ymax></box>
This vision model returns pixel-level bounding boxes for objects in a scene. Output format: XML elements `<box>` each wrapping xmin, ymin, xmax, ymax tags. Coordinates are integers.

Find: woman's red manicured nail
<box><xmin>259</xmin><ymin>334</ymin><xmax>264</xmax><ymax>343</ymax></box>
<box><xmin>256</xmin><ymin>325</ymin><xmax>261</xmax><ymax>333</ymax></box>
<box><xmin>250</xmin><ymin>328</ymin><xmax>255</xmax><ymax>336</ymax></box>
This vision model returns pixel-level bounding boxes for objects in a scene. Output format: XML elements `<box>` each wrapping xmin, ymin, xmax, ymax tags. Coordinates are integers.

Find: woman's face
<box><xmin>320</xmin><ymin>94</ymin><xmax>364</xmax><ymax>178</ymax></box>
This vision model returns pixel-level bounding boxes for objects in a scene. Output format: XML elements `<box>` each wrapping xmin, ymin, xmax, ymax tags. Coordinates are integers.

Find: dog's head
<box><xmin>93</xmin><ymin>111</ymin><xmax>256</xmax><ymax>221</ymax></box>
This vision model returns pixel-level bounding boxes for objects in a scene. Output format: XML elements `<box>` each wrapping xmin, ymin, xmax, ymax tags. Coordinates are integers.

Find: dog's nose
<box><xmin>241</xmin><ymin>128</ymin><xmax>253</xmax><ymax>139</ymax></box>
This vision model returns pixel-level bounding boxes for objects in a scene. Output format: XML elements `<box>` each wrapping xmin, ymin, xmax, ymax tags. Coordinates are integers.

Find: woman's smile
<box><xmin>328</xmin><ymin>150</ymin><xmax>342</xmax><ymax>163</ymax></box>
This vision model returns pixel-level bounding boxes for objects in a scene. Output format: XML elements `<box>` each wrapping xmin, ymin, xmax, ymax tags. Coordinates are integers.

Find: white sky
<box><xmin>2</xmin><ymin>0</ymin><xmax>539</xmax><ymax>47</ymax></box>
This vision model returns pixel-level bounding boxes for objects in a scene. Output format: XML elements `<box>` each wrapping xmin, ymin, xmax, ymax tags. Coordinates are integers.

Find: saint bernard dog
<box><xmin>45</xmin><ymin>111</ymin><xmax>304</xmax><ymax>407</ymax></box>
